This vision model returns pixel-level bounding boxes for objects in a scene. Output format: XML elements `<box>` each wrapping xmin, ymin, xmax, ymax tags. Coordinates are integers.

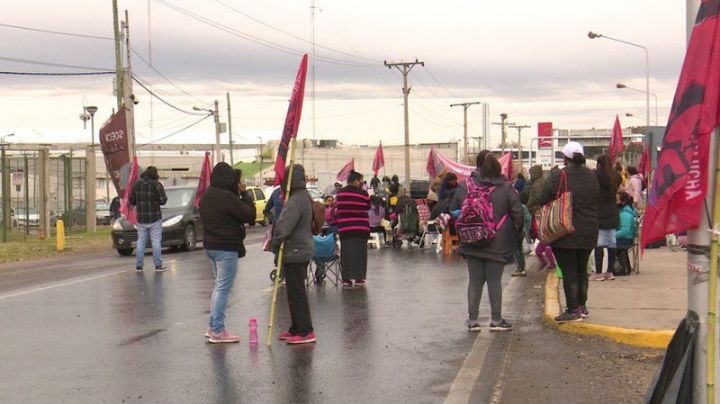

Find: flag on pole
<box><xmin>273</xmin><ymin>55</ymin><xmax>309</xmax><ymax>186</ymax></box>
<box><xmin>194</xmin><ymin>151</ymin><xmax>212</xmax><ymax>208</ymax></box>
<box><xmin>642</xmin><ymin>2</ymin><xmax>720</xmax><ymax>248</ymax></box>
<box><xmin>120</xmin><ymin>156</ymin><xmax>139</xmax><ymax>225</ymax></box>
<box><xmin>336</xmin><ymin>158</ymin><xmax>355</xmax><ymax>181</ymax></box>
<box><xmin>609</xmin><ymin>115</ymin><xmax>624</xmax><ymax>165</ymax></box>
<box><xmin>426</xmin><ymin>148</ymin><xmax>513</xmax><ymax>180</ymax></box>
<box><xmin>372</xmin><ymin>142</ymin><xmax>385</xmax><ymax>176</ymax></box>
<box><xmin>638</xmin><ymin>145</ymin><xmax>651</xmax><ymax>181</ymax></box>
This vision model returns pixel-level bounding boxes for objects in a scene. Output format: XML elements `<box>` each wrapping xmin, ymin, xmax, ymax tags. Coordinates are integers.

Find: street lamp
<box><xmin>589</xmin><ymin>31</ymin><xmax>650</xmax><ymax>129</ymax></box>
<box><xmin>617</xmin><ymin>83</ymin><xmax>658</xmax><ymax>125</ymax></box>
<box><xmin>84</xmin><ymin>106</ymin><xmax>98</xmax><ymax>147</ymax></box>
<box><xmin>625</xmin><ymin>112</ymin><xmax>647</xmax><ymax>122</ymax></box>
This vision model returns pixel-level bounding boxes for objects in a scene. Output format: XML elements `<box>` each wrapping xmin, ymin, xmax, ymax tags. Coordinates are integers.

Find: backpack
<box><xmin>310</xmin><ymin>198</ymin><xmax>325</xmax><ymax>235</ymax></box>
<box><xmin>456</xmin><ymin>178</ymin><xmax>507</xmax><ymax>246</ymax></box>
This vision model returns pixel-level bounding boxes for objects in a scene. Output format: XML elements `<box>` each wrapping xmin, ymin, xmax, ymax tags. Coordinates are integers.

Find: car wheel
<box><xmin>261</xmin><ymin>214</ymin><xmax>270</xmax><ymax>227</ymax></box>
<box><xmin>117</xmin><ymin>248</ymin><xmax>133</xmax><ymax>256</ymax></box>
<box><xmin>183</xmin><ymin>225</ymin><xmax>196</xmax><ymax>251</ymax></box>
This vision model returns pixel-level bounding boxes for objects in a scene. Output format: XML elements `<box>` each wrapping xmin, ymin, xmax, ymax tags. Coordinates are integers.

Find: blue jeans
<box><xmin>136</xmin><ymin>220</ymin><xmax>163</xmax><ymax>269</ymax></box>
<box><xmin>206</xmin><ymin>250</ymin><xmax>239</xmax><ymax>333</ymax></box>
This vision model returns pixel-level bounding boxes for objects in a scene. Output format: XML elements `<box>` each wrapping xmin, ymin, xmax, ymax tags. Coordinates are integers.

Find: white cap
<box><xmin>562</xmin><ymin>141</ymin><xmax>584</xmax><ymax>158</ymax></box>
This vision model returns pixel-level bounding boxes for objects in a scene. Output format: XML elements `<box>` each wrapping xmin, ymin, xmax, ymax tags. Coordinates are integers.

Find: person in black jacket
<box><xmin>592</xmin><ymin>155</ymin><xmax>621</xmax><ymax>282</ymax></box>
<box><xmin>538</xmin><ymin>142</ymin><xmax>599</xmax><ymax>323</ymax></box>
<box><xmin>199</xmin><ymin>162</ymin><xmax>256</xmax><ymax>343</ymax></box>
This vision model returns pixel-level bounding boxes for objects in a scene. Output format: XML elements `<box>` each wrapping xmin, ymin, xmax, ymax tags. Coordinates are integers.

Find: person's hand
<box><xmin>238</xmin><ymin>181</ymin><xmax>247</xmax><ymax>193</ymax></box>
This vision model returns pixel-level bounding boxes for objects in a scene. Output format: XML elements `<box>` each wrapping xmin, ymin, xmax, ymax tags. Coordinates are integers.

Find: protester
<box><xmin>324</xmin><ymin>182</ymin><xmax>342</xmax><ymax>197</ymax></box>
<box><xmin>336</xmin><ymin>170</ymin><xmax>371</xmax><ymax>288</ymax></box>
<box><xmin>370</xmin><ymin>174</ymin><xmax>381</xmax><ymax>194</ymax></box>
<box><xmin>625</xmin><ymin>166</ymin><xmax>643</xmax><ymax>209</ymax></box>
<box><xmin>513</xmin><ymin>173</ymin><xmax>526</xmax><ymax>193</ymax></box>
<box><xmin>263</xmin><ymin>186</ymin><xmax>284</xmax><ymax>223</ymax></box>
<box><xmin>614</xmin><ymin>162</ymin><xmax>628</xmax><ymax>188</ymax></box>
<box><xmin>368</xmin><ymin>195</ymin><xmax>386</xmax><ymax>241</ymax></box>
<box><xmin>450</xmin><ymin>152</ymin><xmax>523</xmax><ymax>332</ymax></box>
<box><xmin>324</xmin><ymin>195</ymin><xmax>338</xmax><ymax>234</ymax></box>
<box><xmin>511</xmin><ymin>192</ymin><xmax>532</xmax><ymax>277</ymax></box>
<box><xmin>431</xmin><ymin>172</ymin><xmax>458</xmax><ymax>219</ymax></box>
<box><xmin>387</xmin><ymin>175</ymin><xmax>401</xmax><ymax>212</ymax></box>
<box><xmin>110</xmin><ymin>193</ymin><xmax>122</xmax><ymax>220</ymax></box>
<box><xmin>538</xmin><ymin>142</ymin><xmax>599</xmax><ymax>323</ymax></box>
<box><xmin>616</xmin><ymin>191</ymin><xmax>637</xmax><ymax>249</ymax></box>
<box><xmin>427</xmin><ymin>172</ymin><xmax>443</xmax><ymax>211</ymax></box>
<box><xmin>199</xmin><ymin>163</ymin><xmax>256</xmax><ymax>343</ymax></box>
<box><xmin>129</xmin><ymin>166</ymin><xmax>167</xmax><ymax>272</ymax></box>
<box><xmin>524</xmin><ymin>164</ymin><xmax>554</xmax><ymax>270</ymax></box>
<box><xmin>272</xmin><ymin>164</ymin><xmax>317</xmax><ymax>344</ymax></box>
<box><xmin>592</xmin><ymin>155</ymin><xmax>621</xmax><ymax>282</ymax></box>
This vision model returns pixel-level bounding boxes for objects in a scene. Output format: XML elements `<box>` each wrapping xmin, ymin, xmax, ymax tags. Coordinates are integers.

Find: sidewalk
<box><xmin>544</xmin><ymin>247</ymin><xmax>686</xmax><ymax>348</ymax></box>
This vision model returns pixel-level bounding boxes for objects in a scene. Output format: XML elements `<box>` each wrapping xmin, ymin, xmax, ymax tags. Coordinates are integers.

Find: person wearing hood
<box><xmin>199</xmin><ymin>163</ymin><xmax>256</xmax><ymax>343</ymax></box>
<box><xmin>450</xmin><ymin>152</ymin><xmax>523</xmax><ymax>332</ymax></box>
<box><xmin>129</xmin><ymin>166</ymin><xmax>168</xmax><ymax>272</ymax></box>
<box><xmin>272</xmin><ymin>164</ymin><xmax>317</xmax><ymax>344</ymax></box>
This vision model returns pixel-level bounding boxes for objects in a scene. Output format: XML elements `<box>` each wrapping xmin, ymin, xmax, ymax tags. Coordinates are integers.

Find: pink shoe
<box><xmin>604</xmin><ymin>272</ymin><xmax>616</xmax><ymax>281</ymax></box>
<box><xmin>590</xmin><ymin>273</ymin><xmax>605</xmax><ymax>281</ymax></box>
<box><xmin>286</xmin><ymin>332</ymin><xmax>317</xmax><ymax>345</ymax></box>
<box><xmin>208</xmin><ymin>330</ymin><xmax>240</xmax><ymax>344</ymax></box>
<box><xmin>277</xmin><ymin>330</ymin><xmax>296</xmax><ymax>340</ymax></box>
<box><xmin>354</xmin><ymin>279</ymin><xmax>366</xmax><ymax>287</ymax></box>
<box><xmin>204</xmin><ymin>328</ymin><xmax>212</xmax><ymax>338</ymax></box>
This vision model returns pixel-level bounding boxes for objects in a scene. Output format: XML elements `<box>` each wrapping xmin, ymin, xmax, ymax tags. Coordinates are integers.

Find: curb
<box><xmin>543</xmin><ymin>271</ymin><xmax>673</xmax><ymax>349</ymax></box>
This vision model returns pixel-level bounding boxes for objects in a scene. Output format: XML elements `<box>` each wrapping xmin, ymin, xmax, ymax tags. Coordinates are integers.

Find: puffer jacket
<box><xmin>449</xmin><ymin>172</ymin><xmax>523</xmax><ymax>264</ymax></box>
<box><xmin>272</xmin><ymin>164</ymin><xmax>314</xmax><ymax>264</ymax></box>
<box><xmin>616</xmin><ymin>204</ymin><xmax>637</xmax><ymax>242</ymax></box>
<box><xmin>538</xmin><ymin>164</ymin><xmax>599</xmax><ymax>250</ymax></box>
<box><xmin>525</xmin><ymin>165</ymin><xmax>546</xmax><ymax>215</ymax></box>
<box><xmin>596</xmin><ymin>169</ymin><xmax>620</xmax><ymax>229</ymax></box>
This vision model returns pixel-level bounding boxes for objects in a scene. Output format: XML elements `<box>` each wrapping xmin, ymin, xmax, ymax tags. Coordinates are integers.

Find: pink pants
<box><xmin>535</xmin><ymin>243</ymin><xmax>556</xmax><ymax>268</ymax></box>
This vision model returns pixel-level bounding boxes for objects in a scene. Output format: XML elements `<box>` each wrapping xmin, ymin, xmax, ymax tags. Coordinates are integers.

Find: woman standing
<box><xmin>592</xmin><ymin>155</ymin><xmax>621</xmax><ymax>282</ymax></box>
<box><xmin>199</xmin><ymin>163</ymin><xmax>256</xmax><ymax>343</ymax></box>
<box><xmin>625</xmin><ymin>166</ymin><xmax>644</xmax><ymax>209</ymax></box>
<box><xmin>538</xmin><ymin>142</ymin><xmax>599</xmax><ymax>323</ymax></box>
<box><xmin>336</xmin><ymin>171</ymin><xmax>371</xmax><ymax>288</ymax></box>
<box><xmin>272</xmin><ymin>164</ymin><xmax>317</xmax><ymax>344</ymax></box>
<box><xmin>450</xmin><ymin>153</ymin><xmax>523</xmax><ymax>332</ymax></box>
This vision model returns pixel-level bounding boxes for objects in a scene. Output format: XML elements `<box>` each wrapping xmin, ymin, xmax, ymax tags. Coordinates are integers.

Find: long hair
<box><xmin>596</xmin><ymin>154</ymin><xmax>616</xmax><ymax>190</ymax></box>
<box><xmin>141</xmin><ymin>166</ymin><xmax>159</xmax><ymax>181</ymax></box>
<box><xmin>370</xmin><ymin>195</ymin><xmax>382</xmax><ymax>215</ymax></box>
<box><xmin>348</xmin><ymin>170</ymin><xmax>363</xmax><ymax>185</ymax></box>
<box><xmin>476</xmin><ymin>150</ymin><xmax>490</xmax><ymax>168</ymax></box>
<box><xmin>480</xmin><ymin>153</ymin><xmax>502</xmax><ymax>178</ymax></box>
<box><xmin>617</xmin><ymin>190</ymin><xmax>633</xmax><ymax>207</ymax></box>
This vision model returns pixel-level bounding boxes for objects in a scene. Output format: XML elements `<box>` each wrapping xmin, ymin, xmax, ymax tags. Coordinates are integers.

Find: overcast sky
<box><xmin>0</xmin><ymin>0</ymin><xmax>687</xmax><ymax>152</ymax></box>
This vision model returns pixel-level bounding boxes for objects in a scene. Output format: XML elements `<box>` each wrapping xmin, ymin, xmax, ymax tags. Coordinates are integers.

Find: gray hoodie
<box><xmin>272</xmin><ymin>164</ymin><xmax>314</xmax><ymax>264</ymax></box>
<box><xmin>450</xmin><ymin>172</ymin><xmax>523</xmax><ymax>264</ymax></box>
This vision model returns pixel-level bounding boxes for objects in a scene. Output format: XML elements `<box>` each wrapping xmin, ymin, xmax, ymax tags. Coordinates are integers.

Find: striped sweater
<box><xmin>335</xmin><ymin>185</ymin><xmax>371</xmax><ymax>239</ymax></box>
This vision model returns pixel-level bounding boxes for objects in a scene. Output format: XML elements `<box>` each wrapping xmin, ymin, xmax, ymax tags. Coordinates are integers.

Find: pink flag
<box><xmin>426</xmin><ymin>148</ymin><xmax>513</xmax><ymax>180</ymax></box>
<box><xmin>372</xmin><ymin>142</ymin><xmax>385</xmax><ymax>176</ymax></box>
<box><xmin>637</xmin><ymin>145</ymin><xmax>651</xmax><ymax>179</ymax></box>
<box><xmin>273</xmin><ymin>55</ymin><xmax>309</xmax><ymax>186</ymax></box>
<box><xmin>609</xmin><ymin>116</ymin><xmax>624</xmax><ymax>165</ymax></box>
<box><xmin>498</xmin><ymin>152</ymin><xmax>513</xmax><ymax>180</ymax></box>
<box><xmin>120</xmin><ymin>156</ymin><xmax>139</xmax><ymax>225</ymax></box>
<box><xmin>194</xmin><ymin>151</ymin><xmax>212</xmax><ymax>208</ymax></box>
<box><xmin>642</xmin><ymin>0</ymin><xmax>719</xmax><ymax>248</ymax></box>
<box><xmin>336</xmin><ymin>158</ymin><xmax>355</xmax><ymax>181</ymax></box>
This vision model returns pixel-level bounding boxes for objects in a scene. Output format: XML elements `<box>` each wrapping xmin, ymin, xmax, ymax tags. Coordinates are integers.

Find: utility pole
<box><xmin>213</xmin><ymin>100</ymin><xmax>221</xmax><ymax>165</ymax></box>
<box><xmin>384</xmin><ymin>59</ymin><xmax>424</xmax><ymax>189</ymax></box>
<box><xmin>123</xmin><ymin>10</ymin><xmax>136</xmax><ymax>158</ymax></box>
<box><xmin>311</xmin><ymin>0</ymin><xmax>317</xmax><ymax>176</ymax></box>
<box><xmin>450</xmin><ymin>101</ymin><xmax>481</xmax><ymax>164</ymax></box>
<box><xmin>482</xmin><ymin>103</ymin><xmax>490</xmax><ymax>150</ymax></box>
<box><xmin>492</xmin><ymin>113</ymin><xmax>515</xmax><ymax>154</ymax></box>
<box><xmin>112</xmin><ymin>0</ymin><xmax>123</xmax><ymax>111</ymax></box>
<box><xmin>509</xmin><ymin>124</ymin><xmax>531</xmax><ymax>173</ymax></box>
<box><xmin>226</xmin><ymin>92</ymin><xmax>234</xmax><ymax>166</ymax></box>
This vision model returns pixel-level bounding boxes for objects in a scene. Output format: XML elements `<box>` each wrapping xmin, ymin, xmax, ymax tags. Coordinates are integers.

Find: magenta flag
<box><xmin>194</xmin><ymin>152</ymin><xmax>212</xmax><ymax>208</ymax></box>
<box><xmin>642</xmin><ymin>0</ymin><xmax>719</xmax><ymax>248</ymax></box>
<box><xmin>336</xmin><ymin>158</ymin><xmax>355</xmax><ymax>181</ymax></box>
<box><xmin>273</xmin><ymin>55</ymin><xmax>309</xmax><ymax>186</ymax></box>
<box><xmin>372</xmin><ymin>142</ymin><xmax>385</xmax><ymax>176</ymax></box>
<box><xmin>426</xmin><ymin>148</ymin><xmax>512</xmax><ymax>180</ymax></box>
<box><xmin>609</xmin><ymin>116</ymin><xmax>624</xmax><ymax>165</ymax></box>
<box><xmin>120</xmin><ymin>156</ymin><xmax>139</xmax><ymax>225</ymax></box>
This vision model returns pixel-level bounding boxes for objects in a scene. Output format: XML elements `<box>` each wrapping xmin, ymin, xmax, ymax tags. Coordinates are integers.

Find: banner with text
<box><xmin>99</xmin><ymin>109</ymin><xmax>130</xmax><ymax>194</ymax></box>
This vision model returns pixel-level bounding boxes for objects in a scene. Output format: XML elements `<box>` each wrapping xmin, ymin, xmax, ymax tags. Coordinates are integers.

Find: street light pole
<box><xmin>258</xmin><ymin>136</ymin><xmax>263</xmax><ymax>182</ymax></box>
<box><xmin>617</xmin><ymin>83</ymin><xmax>658</xmax><ymax>126</ymax></box>
<box><xmin>589</xmin><ymin>31</ymin><xmax>650</xmax><ymax>129</ymax></box>
<box><xmin>450</xmin><ymin>101</ymin><xmax>481</xmax><ymax>163</ymax></box>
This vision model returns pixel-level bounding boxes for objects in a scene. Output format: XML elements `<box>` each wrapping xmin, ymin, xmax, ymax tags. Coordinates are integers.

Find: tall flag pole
<box><xmin>267</xmin><ymin>55</ymin><xmax>308</xmax><ymax>346</ymax></box>
<box><xmin>609</xmin><ymin>115</ymin><xmax>624</xmax><ymax>165</ymax></box>
<box><xmin>372</xmin><ymin>141</ymin><xmax>385</xmax><ymax>176</ymax></box>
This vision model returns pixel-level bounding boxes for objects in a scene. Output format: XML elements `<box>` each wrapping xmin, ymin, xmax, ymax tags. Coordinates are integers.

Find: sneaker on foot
<box><xmin>341</xmin><ymin>280</ymin><xmax>353</xmax><ymax>289</ymax></box>
<box><xmin>554</xmin><ymin>310</ymin><xmax>583</xmax><ymax>323</ymax></box>
<box><xmin>136</xmin><ymin>267</ymin><xmax>143</xmax><ymax>272</ymax></box>
<box><xmin>580</xmin><ymin>306</ymin><xmax>590</xmax><ymax>319</ymax></box>
<box><xmin>155</xmin><ymin>265</ymin><xmax>168</xmax><ymax>272</ymax></box>
<box><xmin>466</xmin><ymin>319</ymin><xmax>482</xmax><ymax>332</ymax></box>
<box><xmin>511</xmin><ymin>269</ymin><xmax>527</xmax><ymax>277</ymax></box>
<box><xmin>208</xmin><ymin>330</ymin><xmax>240</xmax><ymax>344</ymax></box>
<box><xmin>590</xmin><ymin>273</ymin><xmax>605</xmax><ymax>281</ymax></box>
<box><xmin>286</xmin><ymin>332</ymin><xmax>317</xmax><ymax>345</ymax></box>
<box><xmin>204</xmin><ymin>328</ymin><xmax>212</xmax><ymax>338</ymax></box>
<box><xmin>604</xmin><ymin>272</ymin><xmax>615</xmax><ymax>280</ymax></box>
<box><xmin>354</xmin><ymin>279</ymin><xmax>366</xmax><ymax>287</ymax></box>
<box><xmin>489</xmin><ymin>319</ymin><xmax>513</xmax><ymax>332</ymax></box>
<box><xmin>278</xmin><ymin>330</ymin><xmax>296</xmax><ymax>341</ymax></box>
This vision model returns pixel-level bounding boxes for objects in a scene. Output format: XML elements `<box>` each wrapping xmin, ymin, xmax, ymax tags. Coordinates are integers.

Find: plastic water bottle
<box><xmin>249</xmin><ymin>318</ymin><xmax>258</xmax><ymax>345</ymax></box>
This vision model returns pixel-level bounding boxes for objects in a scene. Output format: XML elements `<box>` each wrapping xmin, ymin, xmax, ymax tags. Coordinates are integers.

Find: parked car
<box><xmin>0</xmin><ymin>207</ymin><xmax>17</xmax><ymax>228</ymax></box>
<box><xmin>111</xmin><ymin>186</ymin><xmax>204</xmax><ymax>256</ymax></box>
<box><xmin>95</xmin><ymin>201</ymin><xmax>112</xmax><ymax>225</ymax></box>
<box><xmin>246</xmin><ymin>186</ymin><xmax>270</xmax><ymax>226</ymax></box>
<box><xmin>15</xmin><ymin>208</ymin><xmax>39</xmax><ymax>227</ymax></box>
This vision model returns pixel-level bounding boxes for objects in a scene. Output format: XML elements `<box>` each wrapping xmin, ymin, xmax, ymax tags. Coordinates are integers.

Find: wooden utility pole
<box><xmin>492</xmin><ymin>113</ymin><xmax>514</xmax><ymax>154</ymax></box>
<box><xmin>226</xmin><ymin>92</ymin><xmax>234</xmax><ymax>166</ymax></box>
<box><xmin>213</xmin><ymin>100</ymin><xmax>221</xmax><ymax>165</ymax></box>
<box><xmin>509</xmin><ymin>124</ymin><xmax>530</xmax><ymax>172</ymax></box>
<box><xmin>384</xmin><ymin>59</ymin><xmax>424</xmax><ymax>189</ymax></box>
<box><xmin>112</xmin><ymin>0</ymin><xmax>123</xmax><ymax>111</ymax></box>
<box><xmin>450</xmin><ymin>101</ymin><xmax>481</xmax><ymax>163</ymax></box>
<box><xmin>123</xmin><ymin>10</ymin><xmax>136</xmax><ymax>158</ymax></box>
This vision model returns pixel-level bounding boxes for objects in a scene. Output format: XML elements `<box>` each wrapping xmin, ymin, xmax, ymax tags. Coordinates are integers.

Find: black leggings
<box><xmin>553</xmin><ymin>248</ymin><xmax>592</xmax><ymax>312</ymax></box>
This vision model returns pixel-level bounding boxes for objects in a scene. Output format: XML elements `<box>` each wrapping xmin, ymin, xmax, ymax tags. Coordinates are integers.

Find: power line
<box><xmin>0</xmin><ymin>71</ymin><xmax>115</xmax><ymax>76</ymax></box>
<box><xmin>0</xmin><ymin>56</ymin><xmax>113</xmax><ymax>71</ymax></box>
<box><xmin>424</xmin><ymin>67</ymin><xmax>459</xmax><ymax>98</ymax></box>
<box><xmin>130</xmin><ymin>47</ymin><xmax>210</xmax><ymax>106</ymax></box>
<box><xmin>137</xmin><ymin>114</ymin><xmax>213</xmax><ymax>147</ymax></box>
<box><xmin>132</xmin><ymin>75</ymin><xmax>208</xmax><ymax>116</ymax></box>
<box><xmin>0</xmin><ymin>22</ymin><xmax>113</xmax><ymax>41</ymax></box>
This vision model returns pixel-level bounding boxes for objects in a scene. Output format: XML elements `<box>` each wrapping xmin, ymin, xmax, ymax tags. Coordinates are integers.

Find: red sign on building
<box><xmin>538</xmin><ymin>122</ymin><xmax>553</xmax><ymax>148</ymax></box>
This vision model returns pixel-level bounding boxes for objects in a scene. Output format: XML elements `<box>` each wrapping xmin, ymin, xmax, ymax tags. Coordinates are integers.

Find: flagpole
<box><xmin>266</xmin><ymin>136</ymin><xmax>297</xmax><ymax>347</ymax></box>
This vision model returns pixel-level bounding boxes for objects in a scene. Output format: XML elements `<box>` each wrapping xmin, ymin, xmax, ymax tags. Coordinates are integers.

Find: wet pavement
<box><xmin>0</xmin><ymin>229</ymin><xmax>520</xmax><ymax>403</ymax></box>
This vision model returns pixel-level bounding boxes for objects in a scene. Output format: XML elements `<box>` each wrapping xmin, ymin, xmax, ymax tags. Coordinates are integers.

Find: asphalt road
<box><xmin>0</xmin><ymin>226</ymin><xmax>661</xmax><ymax>403</ymax></box>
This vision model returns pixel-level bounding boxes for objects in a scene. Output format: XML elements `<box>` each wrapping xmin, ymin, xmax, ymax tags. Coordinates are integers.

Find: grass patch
<box><xmin>0</xmin><ymin>226</ymin><xmax>113</xmax><ymax>264</ymax></box>
<box><xmin>233</xmin><ymin>162</ymin><xmax>272</xmax><ymax>179</ymax></box>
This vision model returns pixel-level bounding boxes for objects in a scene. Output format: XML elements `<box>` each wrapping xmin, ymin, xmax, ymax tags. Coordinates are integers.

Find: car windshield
<box><xmin>163</xmin><ymin>189</ymin><xmax>195</xmax><ymax>209</ymax></box>
<box><xmin>16</xmin><ymin>208</ymin><xmax>37</xmax><ymax>216</ymax></box>
<box><xmin>96</xmin><ymin>203</ymin><xmax>110</xmax><ymax>211</ymax></box>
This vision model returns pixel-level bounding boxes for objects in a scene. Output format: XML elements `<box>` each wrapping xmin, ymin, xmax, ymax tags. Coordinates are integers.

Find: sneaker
<box><xmin>590</xmin><ymin>273</ymin><xmax>605</xmax><ymax>281</ymax></box>
<box><xmin>604</xmin><ymin>272</ymin><xmax>615</xmax><ymax>281</ymax></box>
<box><xmin>466</xmin><ymin>319</ymin><xmax>482</xmax><ymax>332</ymax></box>
<box><xmin>489</xmin><ymin>319</ymin><xmax>513</xmax><ymax>332</ymax></box>
<box><xmin>580</xmin><ymin>306</ymin><xmax>590</xmax><ymax>319</ymax></box>
<box><xmin>204</xmin><ymin>328</ymin><xmax>212</xmax><ymax>338</ymax></box>
<box><xmin>208</xmin><ymin>330</ymin><xmax>240</xmax><ymax>344</ymax></box>
<box><xmin>354</xmin><ymin>279</ymin><xmax>366</xmax><ymax>287</ymax></box>
<box><xmin>277</xmin><ymin>330</ymin><xmax>296</xmax><ymax>341</ymax></box>
<box><xmin>136</xmin><ymin>267</ymin><xmax>143</xmax><ymax>272</ymax></box>
<box><xmin>511</xmin><ymin>269</ymin><xmax>527</xmax><ymax>277</ymax></box>
<box><xmin>554</xmin><ymin>310</ymin><xmax>583</xmax><ymax>323</ymax></box>
<box><xmin>155</xmin><ymin>265</ymin><xmax>168</xmax><ymax>272</ymax></box>
<box><xmin>342</xmin><ymin>280</ymin><xmax>353</xmax><ymax>289</ymax></box>
<box><xmin>286</xmin><ymin>332</ymin><xmax>317</xmax><ymax>345</ymax></box>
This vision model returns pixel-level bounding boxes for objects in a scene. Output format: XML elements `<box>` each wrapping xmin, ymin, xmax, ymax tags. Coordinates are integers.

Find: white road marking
<box><xmin>0</xmin><ymin>270</ymin><xmax>128</xmax><ymax>301</ymax></box>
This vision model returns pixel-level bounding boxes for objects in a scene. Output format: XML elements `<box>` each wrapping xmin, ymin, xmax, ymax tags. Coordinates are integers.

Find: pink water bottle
<box><xmin>249</xmin><ymin>317</ymin><xmax>258</xmax><ymax>345</ymax></box>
